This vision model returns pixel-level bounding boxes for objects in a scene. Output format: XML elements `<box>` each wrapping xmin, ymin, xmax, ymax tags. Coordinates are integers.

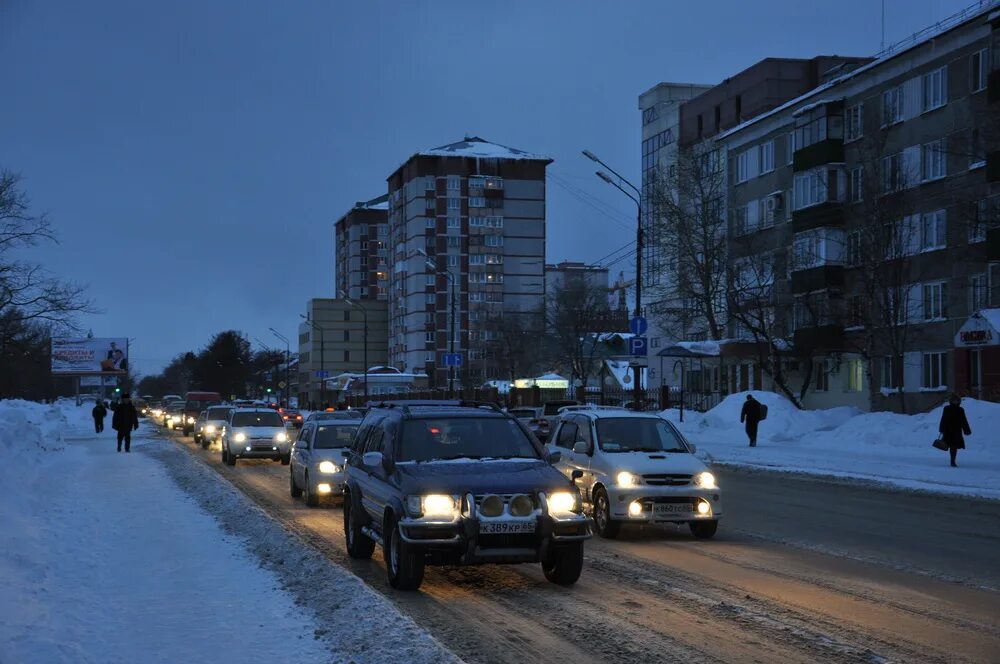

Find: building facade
<box><xmin>719</xmin><ymin>2</ymin><xmax>1000</xmax><ymax>411</ymax></box>
<box><xmin>334</xmin><ymin>196</ymin><xmax>389</xmax><ymax>302</ymax></box>
<box><xmin>297</xmin><ymin>298</ymin><xmax>389</xmax><ymax>407</ymax></box>
<box><xmin>385</xmin><ymin>137</ymin><xmax>551</xmax><ymax>387</ymax></box>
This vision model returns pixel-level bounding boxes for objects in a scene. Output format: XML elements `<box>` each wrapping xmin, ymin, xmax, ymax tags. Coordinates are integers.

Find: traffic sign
<box><xmin>315</xmin><ymin>370</ymin><xmax>330</xmax><ymax>378</ymax></box>
<box><xmin>629</xmin><ymin>316</ymin><xmax>648</xmax><ymax>335</ymax></box>
<box><xmin>278</xmin><ymin>381</ymin><xmax>286</xmax><ymax>389</ymax></box>
<box><xmin>628</xmin><ymin>336</ymin><xmax>648</xmax><ymax>357</ymax></box>
<box><xmin>265</xmin><ymin>372</ymin><xmax>272</xmax><ymax>381</ymax></box>
<box><xmin>442</xmin><ymin>353</ymin><xmax>463</xmax><ymax>367</ymax></box>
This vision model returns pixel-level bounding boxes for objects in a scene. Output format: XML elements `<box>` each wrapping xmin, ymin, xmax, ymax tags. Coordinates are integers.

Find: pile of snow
<box><xmin>664</xmin><ymin>392</ymin><xmax>1000</xmax><ymax>498</ymax></box>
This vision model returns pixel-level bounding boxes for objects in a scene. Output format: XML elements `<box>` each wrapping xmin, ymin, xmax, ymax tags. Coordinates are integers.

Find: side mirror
<box><xmin>572</xmin><ymin>441</ymin><xmax>589</xmax><ymax>455</ymax></box>
<box><xmin>341</xmin><ymin>449</ymin><xmax>351</xmax><ymax>458</ymax></box>
<box><xmin>571</xmin><ymin>469</ymin><xmax>584</xmax><ymax>481</ymax></box>
<box><xmin>547</xmin><ymin>450</ymin><xmax>562</xmax><ymax>465</ymax></box>
<box><xmin>362</xmin><ymin>451</ymin><xmax>384</xmax><ymax>468</ymax></box>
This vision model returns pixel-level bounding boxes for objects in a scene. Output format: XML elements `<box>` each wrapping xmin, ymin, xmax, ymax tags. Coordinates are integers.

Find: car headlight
<box><xmin>204</xmin><ymin>425</ymin><xmax>216</xmax><ymax>434</ymax></box>
<box><xmin>234</xmin><ymin>432</ymin><xmax>247</xmax><ymax>443</ymax></box>
<box><xmin>547</xmin><ymin>491</ymin><xmax>578</xmax><ymax>514</ymax></box>
<box><xmin>275</xmin><ymin>432</ymin><xmax>288</xmax><ymax>443</ymax></box>
<box><xmin>187</xmin><ymin>416</ymin><xmax>195</xmax><ymax>424</ymax></box>
<box><xmin>318</xmin><ymin>460</ymin><xmax>339</xmax><ymax>474</ymax></box>
<box><xmin>694</xmin><ymin>471</ymin><xmax>717</xmax><ymax>489</ymax></box>
<box><xmin>408</xmin><ymin>494</ymin><xmax>458</xmax><ymax>519</ymax></box>
<box><xmin>617</xmin><ymin>471</ymin><xmax>641</xmax><ymax>487</ymax></box>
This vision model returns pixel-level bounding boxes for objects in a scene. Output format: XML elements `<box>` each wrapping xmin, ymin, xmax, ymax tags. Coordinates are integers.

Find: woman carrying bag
<box><xmin>938</xmin><ymin>394</ymin><xmax>972</xmax><ymax>468</ymax></box>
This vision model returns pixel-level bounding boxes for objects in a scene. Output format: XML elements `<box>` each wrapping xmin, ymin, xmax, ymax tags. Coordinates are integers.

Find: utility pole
<box><xmin>268</xmin><ymin>328</ymin><xmax>290</xmax><ymax>408</ymax></box>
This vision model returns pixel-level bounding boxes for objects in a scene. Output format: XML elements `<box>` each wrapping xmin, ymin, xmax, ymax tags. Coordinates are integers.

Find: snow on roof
<box><xmin>676</xmin><ymin>340</ymin><xmax>721</xmax><ymax>356</ymax></box>
<box><xmin>978</xmin><ymin>308</ymin><xmax>1000</xmax><ymax>330</ymax></box>
<box><xmin>596</xmin><ymin>332</ymin><xmax>635</xmax><ymax>342</ymax></box>
<box><xmin>366</xmin><ymin>201</ymin><xmax>389</xmax><ymax>210</ymax></box>
<box><xmin>536</xmin><ymin>372</ymin><xmax>566</xmax><ymax>381</ymax></box>
<box><xmin>719</xmin><ymin>0</ymin><xmax>998</xmax><ymax>143</ymax></box>
<box><xmin>791</xmin><ymin>99</ymin><xmax>835</xmax><ymax>117</ymax></box>
<box><xmin>418</xmin><ymin>136</ymin><xmax>552</xmax><ymax>162</ymax></box>
<box><xmin>603</xmin><ymin>360</ymin><xmax>634</xmax><ymax>388</ymax></box>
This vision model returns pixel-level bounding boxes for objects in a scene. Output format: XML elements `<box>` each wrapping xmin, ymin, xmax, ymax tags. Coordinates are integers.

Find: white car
<box><xmin>547</xmin><ymin>406</ymin><xmax>721</xmax><ymax>539</ymax></box>
<box><xmin>195</xmin><ymin>405</ymin><xmax>234</xmax><ymax>449</ymax></box>
<box><xmin>289</xmin><ymin>419</ymin><xmax>360</xmax><ymax>507</ymax></box>
<box><xmin>220</xmin><ymin>408</ymin><xmax>291</xmax><ymax>467</ymax></box>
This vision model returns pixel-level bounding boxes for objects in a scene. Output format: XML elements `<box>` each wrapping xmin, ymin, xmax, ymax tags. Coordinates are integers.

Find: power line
<box><xmin>547</xmin><ymin>171</ymin><xmax>636</xmax><ymax>230</ymax></box>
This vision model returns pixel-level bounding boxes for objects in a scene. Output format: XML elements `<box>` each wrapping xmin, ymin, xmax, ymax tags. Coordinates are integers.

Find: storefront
<box><xmin>953</xmin><ymin>309</ymin><xmax>1000</xmax><ymax>402</ymax></box>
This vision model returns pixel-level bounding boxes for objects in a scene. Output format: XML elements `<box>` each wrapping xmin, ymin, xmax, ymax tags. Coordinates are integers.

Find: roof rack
<box><xmin>365</xmin><ymin>399</ymin><xmax>504</xmax><ymax>415</ymax></box>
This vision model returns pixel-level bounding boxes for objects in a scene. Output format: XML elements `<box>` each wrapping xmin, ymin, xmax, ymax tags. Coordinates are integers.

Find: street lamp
<box><xmin>300</xmin><ymin>314</ymin><xmax>326</xmax><ymax>408</ymax></box>
<box><xmin>583</xmin><ymin>148</ymin><xmax>644</xmax><ymax>409</ymax></box>
<box><xmin>339</xmin><ymin>290</ymin><xmax>369</xmax><ymax>404</ymax></box>
<box><xmin>416</xmin><ymin>248</ymin><xmax>457</xmax><ymax>396</ymax></box>
<box><xmin>268</xmin><ymin>328</ymin><xmax>290</xmax><ymax>408</ymax></box>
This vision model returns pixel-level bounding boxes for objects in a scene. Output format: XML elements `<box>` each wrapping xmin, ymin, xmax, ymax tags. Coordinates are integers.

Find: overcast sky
<box><xmin>0</xmin><ymin>0</ymin><xmax>973</xmax><ymax>375</ymax></box>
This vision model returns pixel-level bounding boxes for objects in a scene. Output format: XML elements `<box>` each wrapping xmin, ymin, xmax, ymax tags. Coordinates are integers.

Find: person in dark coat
<box><xmin>740</xmin><ymin>393</ymin><xmax>763</xmax><ymax>447</ymax></box>
<box><xmin>111</xmin><ymin>392</ymin><xmax>140</xmax><ymax>453</ymax></box>
<box><xmin>938</xmin><ymin>393</ymin><xmax>971</xmax><ymax>467</ymax></box>
<box><xmin>91</xmin><ymin>400</ymin><xmax>108</xmax><ymax>433</ymax></box>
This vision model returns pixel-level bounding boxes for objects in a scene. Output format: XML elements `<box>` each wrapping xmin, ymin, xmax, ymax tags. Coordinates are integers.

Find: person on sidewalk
<box><xmin>740</xmin><ymin>393</ymin><xmax>763</xmax><ymax>447</ymax></box>
<box><xmin>111</xmin><ymin>392</ymin><xmax>140</xmax><ymax>453</ymax></box>
<box><xmin>91</xmin><ymin>400</ymin><xmax>108</xmax><ymax>433</ymax></box>
<box><xmin>939</xmin><ymin>393</ymin><xmax>971</xmax><ymax>467</ymax></box>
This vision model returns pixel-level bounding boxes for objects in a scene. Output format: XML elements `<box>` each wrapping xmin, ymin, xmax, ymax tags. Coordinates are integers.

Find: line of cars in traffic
<box><xmin>146</xmin><ymin>396</ymin><xmax>722</xmax><ymax>592</ymax></box>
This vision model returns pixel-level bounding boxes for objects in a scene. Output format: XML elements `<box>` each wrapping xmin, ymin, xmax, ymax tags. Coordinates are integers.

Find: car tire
<box><xmin>344</xmin><ymin>493</ymin><xmax>375</xmax><ymax>559</ymax></box>
<box><xmin>304</xmin><ymin>472</ymin><xmax>319</xmax><ymax>508</ymax></box>
<box><xmin>200</xmin><ymin>437</ymin><xmax>209</xmax><ymax>450</ymax></box>
<box><xmin>592</xmin><ymin>488</ymin><xmax>621</xmax><ymax>539</ymax></box>
<box><xmin>221</xmin><ymin>446</ymin><xmax>228</xmax><ymax>464</ymax></box>
<box><xmin>280</xmin><ymin>454</ymin><xmax>290</xmax><ymax>466</ymax></box>
<box><xmin>385</xmin><ymin>515</ymin><xmax>424</xmax><ymax>591</ymax></box>
<box><xmin>542</xmin><ymin>542</ymin><xmax>584</xmax><ymax>586</ymax></box>
<box><xmin>689</xmin><ymin>520</ymin><xmax>718</xmax><ymax>539</ymax></box>
<box><xmin>289</xmin><ymin>470</ymin><xmax>302</xmax><ymax>498</ymax></box>
<box><xmin>224</xmin><ymin>445</ymin><xmax>236</xmax><ymax>467</ymax></box>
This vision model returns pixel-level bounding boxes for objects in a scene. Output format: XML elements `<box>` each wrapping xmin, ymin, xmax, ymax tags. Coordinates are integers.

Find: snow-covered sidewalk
<box><xmin>0</xmin><ymin>401</ymin><xmax>456</xmax><ymax>663</ymax></box>
<box><xmin>664</xmin><ymin>393</ymin><xmax>1000</xmax><ymax>500</ymax></box>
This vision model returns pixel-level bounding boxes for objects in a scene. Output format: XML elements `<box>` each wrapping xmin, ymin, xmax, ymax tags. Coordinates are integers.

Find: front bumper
<box><xmin>396</xmin><ymin>493</ymin><xmax>591</xmax><ymax>565</ymax></box>
<box><xmin>231</xmin><ymin>441</ymin><xmax>291</xmax><ymax>458</ymax></box>
<box><xmin>605</xmin><ymin>484</ymin><xmax>723</xmax><ymax>522</ymax></box>
<box><xmin>309</xmin><ymin>469</ymin><xmax>346</xmax><ymax>497</ymax></box>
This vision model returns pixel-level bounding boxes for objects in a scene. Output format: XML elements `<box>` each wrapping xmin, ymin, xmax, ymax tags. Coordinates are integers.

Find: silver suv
<box><xmin>547</xmin><ymin>406</ymin><xmax>721</xmax><ymax>539</ymax></box>
<box><xmin>289</xmin><ymin>419</ymin><xmax>360</xmax><ymax>507</ymax></box>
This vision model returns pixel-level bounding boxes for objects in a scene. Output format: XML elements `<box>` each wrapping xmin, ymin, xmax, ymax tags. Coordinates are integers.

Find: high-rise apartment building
<box><xmin>334</xmin><ymin>196</ymin><xmax>389</xmax><ymax>301</ymax></box>
<box><xmin>385</xmin><ymin>136</ymin><xmax>551</xmax><ymax>386</ymax></box>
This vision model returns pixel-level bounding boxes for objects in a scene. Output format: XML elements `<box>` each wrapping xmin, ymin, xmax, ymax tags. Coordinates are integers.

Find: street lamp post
<box><xmin>339</xmin><ymin>291</ymin><xmax>369</xmax><ymax>404</ymax></box>
<box><xmin>300</xmin><ymin>315</ymin><xmax>326</xmax><ymax>408</ymax></box>
<box><xmin>417</xmin><ymin>249</ymin><xmax>457</xmax><ymax>396</ymax></box>
<box><xmin>583</xmin><ymin>149</ymin><xmax>644</xmax><ymax>409</ymax></box>
<box><xmin>268</xmin><ymin>328</ymin><xmax>290</xmax><ymax>408</ymax></box>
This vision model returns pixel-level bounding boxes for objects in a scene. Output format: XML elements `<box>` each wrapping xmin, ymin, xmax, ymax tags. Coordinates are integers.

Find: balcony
<box><xmin>989</xmin><ymin>68</ymin><xmax>1000</xmax><ymax>104</ymax></box>
<box><xmin>792</xmin><ymin>201</ymin><xmax>845</xmax><ymax>233</ymax></box>
<box><xmin>987</xmin><ymin>228</ymin><xmax>1000</xmax><ymax>261</ymax></box>
<box><xmin>793</xmin><ymin>139</ymin><xmax>845</xmax><ymax>172</ymax></box>
<box><xmin>791</xmin><ymin>265</ymin><xmax>844</xmax><ymax>294</ymax></box>
<box><xmin>987</xmin><ymin>151</ymin><xmax>1000</xmax><ymax>183</ymax></box>
<box><xmin>793</xmin><ymin>324</ymin><xmax>845</xmax><ymax>351</ymax></box>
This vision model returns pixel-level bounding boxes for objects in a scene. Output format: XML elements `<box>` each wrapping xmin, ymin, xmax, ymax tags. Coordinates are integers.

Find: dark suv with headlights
<box><xmin>343</xmin><ymin>401</ymin><xmax>592</xmax><ymax>591</ymax></box>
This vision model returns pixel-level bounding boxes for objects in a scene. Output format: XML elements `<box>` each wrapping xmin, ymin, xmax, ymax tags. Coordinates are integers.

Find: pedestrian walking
<box><xmin>111</xmin><ymin>392</ymin><xmax>140</xmax><ymax>453</ymax></box>
<box><xmin>740</xmin><ymin>393</ymin><xmax>763</xmax><ymax>447</ymax></box>
<box><xmin>938</xmin><ymin>393</ymin><xmax>972</xmax><ymax>467</ymax></box>
<box><xmin>91</xmin><ymin>400</ymin><xmax>108</xmax><ymax>433</ymax></box>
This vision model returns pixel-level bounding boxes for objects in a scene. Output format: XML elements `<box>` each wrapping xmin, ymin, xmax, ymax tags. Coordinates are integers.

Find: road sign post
<box><xmin>628</xmin><ymin>336</ymin><xmax>648</xmax><ymax>357</ymax></box>
<box><xmin>629</xmin><ymin>316</ymin><xmax>648</xmax><ymax>336</ymax></box>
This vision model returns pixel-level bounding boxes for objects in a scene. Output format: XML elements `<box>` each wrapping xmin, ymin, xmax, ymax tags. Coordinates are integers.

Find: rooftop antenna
<box><xmin>880</xmin><ymin>0</ymin><xmax>886</xmax><ymax>52</ymax></box>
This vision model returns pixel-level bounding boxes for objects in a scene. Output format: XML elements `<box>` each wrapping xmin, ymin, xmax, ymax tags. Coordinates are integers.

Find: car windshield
<box><xmin>314</xmin><ymin>424</ymin><xmax>359</xmax><ymax>449</ymax></box>
<box><xmin>595</xmin><ymin>418</ymin><xmax>688</xmax><ymax>453</ymax></box>
<box><xmin>231</xmin><ymin>412</ymin><xmax>283</xmax><ymax>427</ymax></box>
<box><xmin>186</xmin><ymin>399</ymin><xmax>220</xmax><ymax>411</ymax></box>
<box><xmin>399</xmin><ymin>417</ymin><xmax>540</xmax><ymax>463</ymax></box>
<box><xmin>206</xmin><ymin>407</ymin><xmax>233</xmax><ymax>420</ymax></box>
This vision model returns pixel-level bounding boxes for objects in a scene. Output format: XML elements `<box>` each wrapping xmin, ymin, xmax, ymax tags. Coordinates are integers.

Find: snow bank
<box><xmin>663</xmin><ymin>392</ymin><xmax>1000</xmax><ymax>499</ymax></box>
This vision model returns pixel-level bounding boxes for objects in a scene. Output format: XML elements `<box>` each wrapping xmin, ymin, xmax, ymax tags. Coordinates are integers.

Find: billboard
<box><xmin>51</xmin><ymin>338</ymin><xmax>129</xmax><ymax>374</ymax></box>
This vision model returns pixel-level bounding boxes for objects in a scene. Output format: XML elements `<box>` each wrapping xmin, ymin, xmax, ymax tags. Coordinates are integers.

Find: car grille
<box><xmin>472</xmin><ymin>493</ymin><xmax>539</xmax><ymax>514</ymax></box>
<box><xmin>477</xmin><ymin>533</ymin><xmax>537</xmax><ymax>549</ymax></box>
<box><xmin>642</xmin><ymin>474</ymin><xmax>692</xmax><ymax>486</ymax></box>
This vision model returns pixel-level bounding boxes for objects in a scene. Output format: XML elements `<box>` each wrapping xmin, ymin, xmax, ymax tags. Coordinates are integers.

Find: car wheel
<box><xmin>542</xmin><ymin>542</ymin><xmax>584</xmax><ymax>586</ymax></box>
<box><xmin>225</xmin><ymin>445</ymin><xmax>236</xmax><ymax>467</ymax></box>
<box><xmin>304</xmin><ymin>472</ymin><xmax>319</xmax><ymax>508</ymax></box>
<box><xmin>385</xmin><ymin>515</ymin><xmax>424</xmax><ymax>591</ymax></box>
<box><xmin>344</xmin><ymin>493</ymin><xmax>375</xmax><ymax>559</ymax></box>
<box><xmin>289</xmin><ymin>469</ymin><xmax>302</xmax><ymax>498</ymax></box>
<box><xmin>200</xmin><ymin>437</ymin><xmax>209</xmax><ymax>450</ymax></box>
<box><xmin>221</xmin><ymin>446</ymin><xmax>228</xmax><ymax>464</ymax></box>
<box><xmin>593</xmin><ymin>488</ymin><xmax>621</xmax><ymax>539</ymax></box>
<box><xmin>689</xmin><ymin>520</ymin><xmax>718</xmax><ymax>539</ymax></box>
<box><xmin>280</xmin><ymin>454</ymin><xmax>290</xmax><ymax>466</ymax></box>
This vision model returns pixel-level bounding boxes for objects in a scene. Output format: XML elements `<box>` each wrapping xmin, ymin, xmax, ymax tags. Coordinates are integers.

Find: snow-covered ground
<box><xmin>0</xmin><ymin>400</ymin><xmax>456</xmax><ymax>664</ymax></box>
<box><xmin>664</xmin><ymin>392</ymin><xmax>1000</xmax><ymax>499</ymax></box>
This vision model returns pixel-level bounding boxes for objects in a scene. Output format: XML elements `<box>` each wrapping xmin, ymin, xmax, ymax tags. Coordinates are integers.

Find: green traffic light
<box><xmin>266</xmin><ymin>388</ymin><xmax>272</xmax><ymax>393</ymax></box>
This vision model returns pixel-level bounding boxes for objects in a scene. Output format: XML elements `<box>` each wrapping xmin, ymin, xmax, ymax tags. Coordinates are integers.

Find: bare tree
<box><xmin>481</xmin><ymin>310</ymin><xmax>545</xmax><ymax>382</ymax></box>
<box><xmin>545</xmin><ymin>280</ymin><xmax>614</xmax><ymax>386</ymax></box>
<box><xmin>646</xmin><ymin>145</ymin><xmax>728</xmax><ymax>341</ymax></box>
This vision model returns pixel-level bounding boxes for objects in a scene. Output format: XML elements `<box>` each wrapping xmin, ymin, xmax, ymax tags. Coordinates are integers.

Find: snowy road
<box><xmin>163</xmin><ymin>428</ymin><xmax>1000</xmax><ymax>664</ymax></box>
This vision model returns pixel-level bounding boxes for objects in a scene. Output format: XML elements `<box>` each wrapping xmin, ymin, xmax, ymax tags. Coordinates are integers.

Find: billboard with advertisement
<box><xmin>51</xmin><ymin>338</ymin><xmax>129</xmax><ymax>374</ymax></box>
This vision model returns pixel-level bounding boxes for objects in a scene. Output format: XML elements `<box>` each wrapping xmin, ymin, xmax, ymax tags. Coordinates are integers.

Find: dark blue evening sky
<box><xmin>0</xmin><ymin>0</ymin><xmax>970</xmax><ymax>374</ymax></box>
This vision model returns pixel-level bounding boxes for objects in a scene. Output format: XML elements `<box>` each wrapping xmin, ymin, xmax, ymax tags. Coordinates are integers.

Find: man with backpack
<box><xmin>740</xmin><ymin>393</ymin><xmax>766</xmax><ymax>447</ymax></box>
<box><xmin>111</xmin><ymin>393</ymin><xmax>140</xmax><ymax>453</ymax></box>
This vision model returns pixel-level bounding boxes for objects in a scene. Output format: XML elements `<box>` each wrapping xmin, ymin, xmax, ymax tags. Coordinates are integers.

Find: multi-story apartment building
<box><xmin>545</xmin><ymin>260</ymin><xmax>610</xmax><ymax>297</ymax></box>
<box><xmin>385</xmin><ymin>136</ymin><xmax>551</xmax><ymax>387</ymax></box>
<box><xmin>719</xmin><ymin>1</ymin><xmax>1000</xmax><ymax>412</ymax></box>
<box><xmin>334</xmin><ymin>196</ymin><xmax>389</xmax><ymax>301</ymax></box>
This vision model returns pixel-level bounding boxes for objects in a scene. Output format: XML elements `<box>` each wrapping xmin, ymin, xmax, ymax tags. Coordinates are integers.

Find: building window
<box><xmin>845</xmin><ymin>359</ymin><xmax>864</xmax><ymax>392</ymax></box>
<box><xmin>447</xmin><ymin>216</ymin><xmax>460</xmax><ymax>228</ymax></box>
<box><xmin>814</xmin><ymin>360</ymin><xmax>829</xmax><ymax>392</ymax></box>
<box><xmin>882</xmin><ymin>86</ymin><xmax>903</xmax><ymax>126</ymax></box>
<box><xmin>793</xmin><ymin>168</ymin><xmax>828</xmax><ymax>210</ymax></box>
<box><xmin>447</xmin><ymin>255</ymin><xmax>459</xmax><ymax>267</ymax></box>
<box><xmin>343</xmin><ymin>310</ymin><xmax>350</xmax><ymax>322</ymax></box>
<box><xmin>922</xmin><ymin>281</ymin><xmax>947</xmax><ymax>320</ymax></box>
<box><xmin>485</xmin><ymin>254</ymin><xmax>503</xmax><ymax>265</ymax></box>
<box><xmin>447</xmin><ymin>198</ymin><xmax>461</xmax><ymax>210</ymax></box>
<box><xmin>921</xmin><ymin>139</ymin><xmax>946</xmax><ymax>181</ymax></box>
<box><xmin>920</xmin><ymin>210</ymin><xmax>946</xmax><ymax>251</ymax></box>
<box><xmin>425</xmin><ymin>332</ymin><xmax>435</xmax><ymax>343</ymax></box>
<box><xmin>922</xmin><ymin>351</ymin><xmax>947</xmax><ymax>389</ymax></box>
<box><xmin>880</xmin><ymin>356</ymin><xmax>902</xmax><ymax>390</ymax></box>
<box><xmin>484</xmin><ymin>234</ymin><xmax>503</xmax><ymax>247</ymax></box>
<box><xmin>922</xmin><ymin>67</ymin><xmax>947</xmax><ymax>112</ymax></box>
<box><xmin>785</xmin><ymin>132</ymin><xmax>794</xmax><ymax>165</ymax></box>
<box><xmin>469</xmin><ymin>196</ymin><xmax>486</xmax><ymax>208</ymax></box>
<box><xmin>447</xmin><ymin>176</ymin><xmax>460</xmax><ymax>190</ymax></box>
<box><xmin>847</xmin><ymin>230</ymin><xmax>862</xmax><ymax>266</ymax></box>
<box><xmin>447</xmin><ymin>236</ymin><xmax>460</xmax><ymax>247</ymax></box>
<box><xmin>425</xmin><ymin>217</ymin><xmax>436</xmax><ymax>229</ymax></box>
<box><xmin>845</xmin><ymin>103</ymin><xmax>863</xmax><ymax>142</ymax></box>
<box><xmin>881</xmin><ymin>153</ymin><xmax>902</xmax><ymax>193</ymax></box>
<box><xmin>425</xmin><ymin>274</ymin><xmax>435</xmax><ymax>286</ymax></box>
<box><xmin>970</xmin><ymin>273</ymin><xmax>988</xmax><ymax>312</ymax></box>
<box><xmin>848</xmin><ymin>166</ymin><xmax>864</xmax><ymax>203</ymax></box>
<box><xmin>343</xmin><ymin>330</ymin><xmax>350</xmax><ymax>342</ymax></box>
<box><xmin>759</xmin><ymin>140</ymin><xmax>775</xmax><ymax>174</ymax></box>
<box><xmin>735</xmin><ymin>150</ymin><xmax>752</xmax><ymax>183</ymax></box>
<box><xmin>971</xmin><ymin>48</ymin><xmax>988</xmax><ymax>93</ymax></box>
<box><xmin>425</xmin><ymin>293</ymin><xmax>435</xmax><ymax>304</ymax></box>
<box><xmin>970</xmin><ymin>198</ymin><xmax>992</xmax><ymax>243</ymax></box>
